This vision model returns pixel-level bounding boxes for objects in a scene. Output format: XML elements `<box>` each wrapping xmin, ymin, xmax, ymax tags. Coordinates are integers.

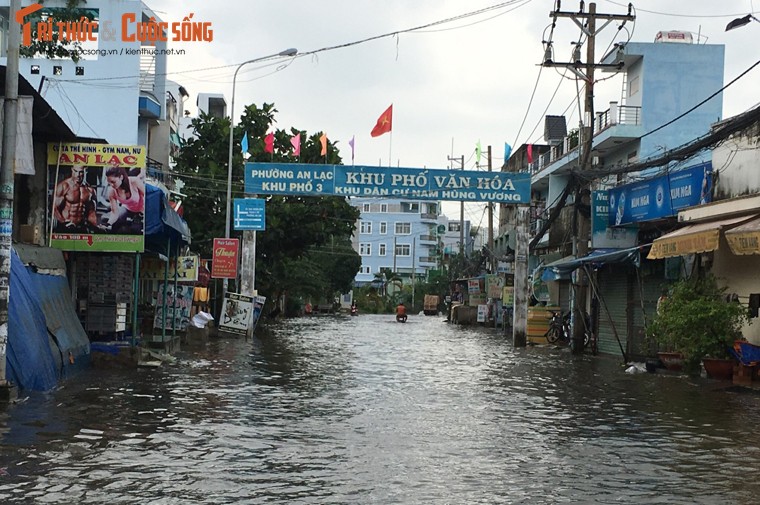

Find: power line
<box><xmin>53</xmin><ymin>0</ymin><xmax>532</xmax><ymax>84</ymax></box>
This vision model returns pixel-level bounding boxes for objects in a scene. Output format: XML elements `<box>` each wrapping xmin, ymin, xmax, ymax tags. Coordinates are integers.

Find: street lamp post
<box><xmin>726</xmin><ymin>14</ymin><xmax>759</xmax><ymax>31</ymax></box>
<box><xmin>223</xmin><ymin>48</ymin><xmax>298</xmax><ymax>299</ymax></box>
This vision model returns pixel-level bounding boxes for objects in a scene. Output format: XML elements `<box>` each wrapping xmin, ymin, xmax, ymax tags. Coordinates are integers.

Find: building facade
<box><xmin>501</xmin><ymin>38</ymin><xmax>727</xmax><ymax>359</ymax></box>
<box><xmin>0</xmin><ymin>0</ymin><xmax>171</xmax><ymax>155</ymax></box>
<box><xmin>351</xmin><ymin>198</ymin><xmax>466</xmax><ymax>286</ymax></box>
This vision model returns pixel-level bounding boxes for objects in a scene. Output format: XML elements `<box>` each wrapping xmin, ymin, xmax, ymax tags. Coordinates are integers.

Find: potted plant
<box><xmin>647</xmin><ymin>275</ymin><xmax>748</xmax><ymax>377</ymax></box>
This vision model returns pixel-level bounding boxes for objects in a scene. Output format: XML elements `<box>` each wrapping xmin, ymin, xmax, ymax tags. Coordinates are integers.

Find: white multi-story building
<box><xmin>0</xmin><ymin>0</ymin><xmax>170</xmax><ymax>153</ymax></box>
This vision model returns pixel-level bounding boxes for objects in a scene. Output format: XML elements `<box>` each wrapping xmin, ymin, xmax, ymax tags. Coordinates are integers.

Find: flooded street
<box><xmin>1</xmin><ymin>314</ymin><xmax>760</xmax><ymax>504</ymax></box>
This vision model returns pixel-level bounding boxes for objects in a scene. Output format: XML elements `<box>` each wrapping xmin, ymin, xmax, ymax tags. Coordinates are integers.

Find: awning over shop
<box><xmin>145</xmin><ymin>184</ymin><xmax>191</xmax><ymax>254</ymax></box>
<box><xmin>541</xmin><ymin>247</ymin><xmax>641</xmax><ymax>282</ymax></box>
<box><xmin>647</xmin><ymin>215</ymin><xmax>755</xmax><ymax>259</ymax></box>
<box><xmin>725</xmin><ymin>215</ymin><xmax>760</xmax><ymax>255</ymax></box>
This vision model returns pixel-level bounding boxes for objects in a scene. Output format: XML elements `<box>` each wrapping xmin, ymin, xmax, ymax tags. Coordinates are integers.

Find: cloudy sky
<box><xmin>148</xmin><ymin>0</ymin><xmax>760</xmax><ymax>222</ymax></box>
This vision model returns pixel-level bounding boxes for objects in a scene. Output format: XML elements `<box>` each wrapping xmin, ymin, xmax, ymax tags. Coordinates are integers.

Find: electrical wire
<box><xmin>603</xmin><ymin>1</ymin><xmax>758</xmax><ymax>18</ymax></box>
<box><xmin>53</xmin><ymin>0</ymin><xmax>532</xmax><ymax>84</ymax></box>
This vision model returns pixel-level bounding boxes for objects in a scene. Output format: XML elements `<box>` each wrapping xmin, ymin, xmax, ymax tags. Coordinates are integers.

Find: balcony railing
<box><xmin>529</xmin><ymin>102</ymin><xmax>642</xmax><ymax>176</ymax></box>
<box><xmin>146</xmin><ymin>157</ymin><xmax>174</xmax><ymax>188</ymax></box>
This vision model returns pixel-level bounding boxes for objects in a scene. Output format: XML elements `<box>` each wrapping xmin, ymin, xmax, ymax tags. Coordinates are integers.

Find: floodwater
<box><xmin>0</xmin><ymin>314</ymin><xmax>759</xmax><ymax>504</ymax></box>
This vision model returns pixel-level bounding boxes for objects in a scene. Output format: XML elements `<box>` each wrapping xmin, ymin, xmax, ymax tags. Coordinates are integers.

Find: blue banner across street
<box><xmin>245</xmin><ymin>163</ymin><xmax>531</xmax><ymax>204</ymax></box>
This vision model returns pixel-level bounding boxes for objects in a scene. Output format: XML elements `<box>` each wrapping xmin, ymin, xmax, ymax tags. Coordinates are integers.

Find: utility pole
<box><xmin>513</xmin><ymin>206</ymin><xmax>529</xmax><ymax>347</ymax></box>
<box><xmin>487</xmin><ymin>145</ymin><xmax>495</xmax><ymax>273</ymax></box>
<box><xmin>543</xmin><ymin>1</ymin><xmax>633</xmax><ymax>352</ymax></box>
<box><xmin>447</xmin><ymin>155</ymin><xmax>465</xmax><ymax>255</ymax></box>
<box><xmin>412</xmin><ymin>237</ymin><xmax>416</xmax><ymax>310</ymax></box>
<box><xmin>0</xmin><ymin>0</ymin><xmax>20</xmax><ymax>400</ymax></box>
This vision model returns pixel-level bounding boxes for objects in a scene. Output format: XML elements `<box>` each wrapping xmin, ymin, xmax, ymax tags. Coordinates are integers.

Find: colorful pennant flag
<box><xmin>290</xmin><ymin>133</ymin><xmax>301</xmax><ymax>157</ymax></box>
<box><xmin>371</xmin><ymin>104</ymin><xmax>393</xmax><ymax>137</ymax></box>
<box><xmin>264</xmin><ymin>132</ymin><xmax>274</xmax><ymax>154</ymax></box>
<box><xmin>348</xmin><ymin>135</ymin><xmax>355</xmax><ymax>163</ymax></box>
<box><xmin>504</xmin><ymin>143</ymin><xmax>512</xmax><ymax>162</ymax></box>
<box><xmin>476</xmin><ymin>140</ymin><xmax>482</xmax><ymax>165</ymax></box>
<box><xmin>241</xmin><ymin>131</ymin><xmax>250</xmax><ymax>159</ymax></box>
<box><xmin>319</xmin><ymin>133</ymin><xmax>327</xmax><ymax>156</ymax></box>
<box><xmin>527</xmin><ymin>144</ymin><xmax>533</xmax><ymax>164</ymax></box>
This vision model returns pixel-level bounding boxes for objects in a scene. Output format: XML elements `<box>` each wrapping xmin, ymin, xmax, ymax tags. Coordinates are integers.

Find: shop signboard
<box><xmin>592</xmin><ymin>191</ymin><xmax>638</xmax><ymax>249</ymax></box>
<box><xmin>211</xmin><ymin>238</ymin><xmax>239</xmax><ymax>279</ymax></box>
<box><xmin>153</xmin><ymin>285</ymin><xmax>194</xmax><ymax>330</ymax></box>
<box><xmin>608</xmin><ymin>162</ymin><xmax>711</xmax><ymax>226</ymax></box>
<box><xmin>48</xmin><ymin>142</ymin><xmax>146</xmax><ymax>252</ymax></box>
<box><xmin>141</xmin><ymin>255</ymin><xmax>199</xmax><ymax>281</ymax></box>
<box><xmin>468</xmin><ymin>279</ymin><xmax>481</xmax><ymax>294</ymax></box>
<box><xmin>486</xmin><ymin>274</ymin><xmax>504</xmax><ymax>298</ymax></box>
<box><xmin>477</xmin><ymin>304</ymin><xmax>488</xmax><ymax>322</ymax></box>
<box><xmin>250</xmin><ymin>295</ymin><xmax>267</xmax><ymax>333</ymax></box>
<box><xmin>219</xmin><ymin>292</ymin><xmax>254</xmax><ymax>335</ymax></box>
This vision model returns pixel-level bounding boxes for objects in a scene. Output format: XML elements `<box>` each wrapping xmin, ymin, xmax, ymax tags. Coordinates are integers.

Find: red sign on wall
<box><xmin>211</xmin><ymin>238</ymin><xmax>239</xmax><ymax>279</ymax></box>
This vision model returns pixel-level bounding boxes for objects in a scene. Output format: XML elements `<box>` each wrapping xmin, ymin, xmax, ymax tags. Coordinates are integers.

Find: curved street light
<box><xmin>223</xmin><ymin>47</ymin><xmax>298</xmax><ymax>297</ymax></box>
<box><xmin>726</xmin><ymin>14</ymin><xmax>759</xmax><ymax>31</ymax></box>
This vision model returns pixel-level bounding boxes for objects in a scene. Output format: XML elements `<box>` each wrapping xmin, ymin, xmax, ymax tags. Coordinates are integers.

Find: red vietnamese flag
<box><xmin>264</xmin><ymin>132</ymin><xmax>274</xmax><ymax>154</ymax></box>
<box><xmin>371</xmin><ymin>104</ymin><xmax>393</xmax><ymax>137</ymax></box>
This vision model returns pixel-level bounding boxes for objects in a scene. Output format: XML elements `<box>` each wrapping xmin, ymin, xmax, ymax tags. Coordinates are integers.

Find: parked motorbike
<box><xmin>544</xmin><ymin>310</ymin><xmax>591</xmax><ymax>348</ymax></box>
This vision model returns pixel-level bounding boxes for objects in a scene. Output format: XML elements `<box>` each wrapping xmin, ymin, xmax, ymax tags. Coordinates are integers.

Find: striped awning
<box><xmin>647</xmin><ymin>215</ymin><xmax>755</xmax><ymax>259</ymax></box>
<box><xmin>726</xmin><ymin>216</ymin><xmax>760</xmax><ymax>255</ymax></box>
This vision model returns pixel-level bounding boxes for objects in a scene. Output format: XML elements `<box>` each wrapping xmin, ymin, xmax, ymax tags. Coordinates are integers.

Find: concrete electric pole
<box><xmin>0</xmin><ymin>0</ymin><xmax>20</xmax><ymax>400</ymax></box>
<box><xmin>542</xmin><ymin>2</ymin><xmax>634</xmax><ymax>351</ymax></box>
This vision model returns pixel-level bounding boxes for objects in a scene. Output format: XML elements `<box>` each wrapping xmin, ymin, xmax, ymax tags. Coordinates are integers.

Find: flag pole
<box><xmin>388</xmin><ymin>130</ymin><xmax>393</xmax><ymax>168</ymax></box>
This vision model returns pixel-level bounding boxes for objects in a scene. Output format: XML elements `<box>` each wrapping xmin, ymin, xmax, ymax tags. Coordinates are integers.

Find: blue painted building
<box><xmin>351</xmin><ymin>198</ymin><xmax>472</xmax><ymax>286</ymax></box>
<box><xmin>516</xmin><ymin>37</ymin><xmax>725</xmax><ymax>359</ymax></box>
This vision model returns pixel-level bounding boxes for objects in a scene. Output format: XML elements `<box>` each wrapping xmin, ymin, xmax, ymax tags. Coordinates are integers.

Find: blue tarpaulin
<box><xmin>145</xmin><ymin>184</ymin><xmax>190</xmax><ymax>255</ymax></box>
<box><xmin>541</xmin><ymin>247</ymin><xmax>642</xmax><ymax>282</ymax></box>
<box><xmin>7</xmin><ymin>249</ymin><xmax>58</xmax><ymax>391</ymax></box>
<box><xmin>26</xmin><ymin>268</ymin><xmax>90</xmax><ymax>376</ymax></box>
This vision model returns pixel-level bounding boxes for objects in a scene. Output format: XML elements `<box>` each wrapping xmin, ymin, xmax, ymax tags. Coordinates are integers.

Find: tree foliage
<box><xmin>19</xmin><ymin>1</ymin><xmax>96</xmax><ymax>63</ymax></box>
<box><xmin>647</xmin><ymin>275</ymin><xmax>748</xmax><ymax>373</ymax></box>
<box><xmin>173</xmin><ymin>102</ymin><xmax>360</xmax><ymax>306</ymax></box>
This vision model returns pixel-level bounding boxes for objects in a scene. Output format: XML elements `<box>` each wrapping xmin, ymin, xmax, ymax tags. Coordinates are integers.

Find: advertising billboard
<box><xmin>48</xmin><ymin>143</ymin><xmax>146</xmax><ymax>252</ymax></box>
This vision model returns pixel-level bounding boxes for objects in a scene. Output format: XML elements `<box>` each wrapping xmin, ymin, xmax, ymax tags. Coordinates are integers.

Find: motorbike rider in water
<box><xmin>396</xmin><ymin>302</ymin><xmax>407</xmax><ymax>323</ymax></box>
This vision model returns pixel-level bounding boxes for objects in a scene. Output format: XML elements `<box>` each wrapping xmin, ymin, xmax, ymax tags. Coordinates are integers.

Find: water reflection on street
<box><xmin>1</xmin><ymin>313</ymin><xmax>759</xmax><ymax>504</ymax></box>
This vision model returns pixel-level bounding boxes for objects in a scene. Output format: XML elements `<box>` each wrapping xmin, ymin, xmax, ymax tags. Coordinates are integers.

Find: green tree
<box><xmin>19</xmin><ymin>1</ymin><xmax>97</xmax><ymax>63</ymax></box>
<box><xmin>173</xmin><ymin>102</ymin><xmax>360</xmax><ymax>311</ymax></box>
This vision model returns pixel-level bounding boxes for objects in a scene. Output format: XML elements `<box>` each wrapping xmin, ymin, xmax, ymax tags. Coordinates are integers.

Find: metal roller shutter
<box><xmin>629</xmin><ymin>260</ymin><xmax>667</xmax><ymax>360</ymax></box>
<box><xmin>596</xmin><ymin>266</ymin><xmax>630</xmax><ymax>358</ymax></box>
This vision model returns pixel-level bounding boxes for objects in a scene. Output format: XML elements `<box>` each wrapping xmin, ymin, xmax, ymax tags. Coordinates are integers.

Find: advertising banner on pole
<box><xmin>48</xmin><ymin>142</ymin><xmax>146</xmax><ymax>252</ymax></box>
<box><xmin>211</xmin><ymin>238</ymin><xmax>239</xmax><ymax>279</ymax></box>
